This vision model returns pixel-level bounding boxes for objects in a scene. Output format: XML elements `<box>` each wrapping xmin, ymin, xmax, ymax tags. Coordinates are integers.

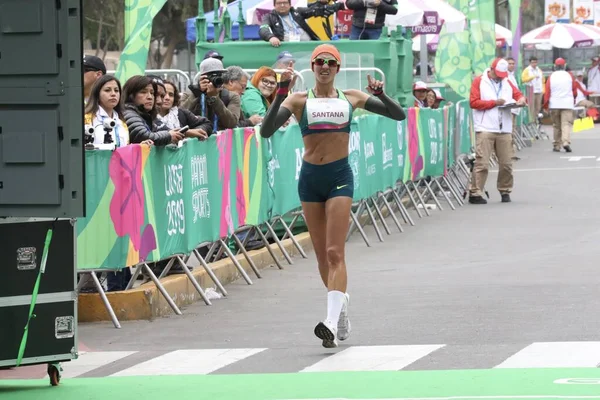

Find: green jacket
<box><xmin>241</xmin><ymin>82</ymin><xmax>269</xmax><ymax>118</ymax></box>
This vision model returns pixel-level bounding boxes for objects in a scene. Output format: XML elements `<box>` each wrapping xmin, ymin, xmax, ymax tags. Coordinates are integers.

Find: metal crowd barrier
<box><xmin>77</xmin><ymin>103</ymin><xmax>472</xmax><ymax>329</ymax></box>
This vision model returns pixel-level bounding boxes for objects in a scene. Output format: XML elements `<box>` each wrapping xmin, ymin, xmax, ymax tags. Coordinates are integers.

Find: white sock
<box><xmin>326</xmin><ymin>290</ymin><xmax>346</xmax><ymax>327</ymax></box>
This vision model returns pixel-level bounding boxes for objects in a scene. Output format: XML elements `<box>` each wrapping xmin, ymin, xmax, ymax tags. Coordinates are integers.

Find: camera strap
<box><xmin>201</xmin><ymin>94</ymin><xmax>219</xmax><ymax>133</ymax></box>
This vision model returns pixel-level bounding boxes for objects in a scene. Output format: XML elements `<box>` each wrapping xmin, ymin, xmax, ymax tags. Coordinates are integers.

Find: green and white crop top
<box><xmin>299</xmin><ymin>89</ymin><xmax>353</xmax><ymax>136</ymax></box>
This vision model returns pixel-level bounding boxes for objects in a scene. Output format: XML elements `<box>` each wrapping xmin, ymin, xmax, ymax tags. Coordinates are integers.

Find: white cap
<box><xmin>413</xmin><ymin>81</ymin><xmax>427</xmax><ymax>90</ymax></box>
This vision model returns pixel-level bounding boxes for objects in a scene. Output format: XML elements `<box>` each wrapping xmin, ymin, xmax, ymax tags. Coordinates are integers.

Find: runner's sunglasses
<box><xmin>312</xmin><ymin>57</ymin><xmax>339</xmax><ymax>68</ymax></box>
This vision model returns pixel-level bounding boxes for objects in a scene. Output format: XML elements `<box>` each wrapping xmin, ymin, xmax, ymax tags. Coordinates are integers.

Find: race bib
<box><xmin>306</xmin><ymin>98</ymin><xmax>350</xmax><ymax>129</ymax></box>
<box><xmin>365</xmin><ymin>7</ymin><xmax>377</xmax><ymax>24</ymax></box>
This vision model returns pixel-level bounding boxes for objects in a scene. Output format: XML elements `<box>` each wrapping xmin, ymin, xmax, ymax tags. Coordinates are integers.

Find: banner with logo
<box><xmin>593</xmin><ymin>0</ymin><xmax>600</xmax><ymax>26</ymax></box>
<box><xmin>574</xmin><ymin>0</ymin><xmax>594</xmax><ymax>24</ymax></box>
<box><xmin>544</xmin><ymin>0</ymin><xmax>570</xmax><ymax>24</ymax></box>
<box><xmin>77</xmin><ymin>106</ymin><xmax>471</xmax><ymax>270</ymax></box>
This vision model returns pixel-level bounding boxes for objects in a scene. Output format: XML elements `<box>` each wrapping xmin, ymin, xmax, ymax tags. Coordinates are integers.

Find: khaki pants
<box><xmin>529</xmin><ymin>92</ymin><xmax>542</xmax><ymax>120</ymax></box>
<box><xmin>576</xmin><ymin>99</ymin><xmax>595</xmax><ymax>109</ymax></box>
<box><xmin>550</xmin><ymin>109</ymin><xmax>573</xmax><ymax>148</ymax></box>
<box><xmin>470</xmin><ymin>131</ymin><xmax>514</xmax><ymax>197</ymax></box>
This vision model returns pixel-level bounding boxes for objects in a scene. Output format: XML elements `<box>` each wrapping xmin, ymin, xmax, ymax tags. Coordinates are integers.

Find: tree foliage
<box><xmin>83</xmin><ymin>1</ymin><xmax>220</xmax><ymax>68</ymax></box>
<box><xmin>82</xmin><ymin>0</ymin><xmax>125</xmax><ymax>56</ymax></box>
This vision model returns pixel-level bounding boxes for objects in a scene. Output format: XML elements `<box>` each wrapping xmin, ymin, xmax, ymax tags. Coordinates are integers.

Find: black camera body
<box><xmin>206</xmin><ymin>71</ymin><xmax>224</xmax><ymax>88</ymax></box>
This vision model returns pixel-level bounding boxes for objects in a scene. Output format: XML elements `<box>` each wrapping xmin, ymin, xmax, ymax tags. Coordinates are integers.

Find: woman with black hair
<box><xmin>84</xmin><ymin>74</ymin><xmax>130</xmax><ymax>147</ymax></box>
<box><xmin>122</xmin><ymin>75</ymin><xmax>184</xmax><ymax>146</ymax></box>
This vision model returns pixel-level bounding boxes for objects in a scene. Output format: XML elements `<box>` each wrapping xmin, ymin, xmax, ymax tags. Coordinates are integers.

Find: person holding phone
<box><xmin>158</xmin><ymin>79</ymin><xmax>213</xmax><ymax>140</ymax></box>
<box><xmin>345</xmin><ymin>0</ymin><xmax>398</xmax><ymax>40</ymax></box>
<box><xmin>261</xmin><ymin>44</ymin><xmax>405</xmax><ymax>348</ymax></box>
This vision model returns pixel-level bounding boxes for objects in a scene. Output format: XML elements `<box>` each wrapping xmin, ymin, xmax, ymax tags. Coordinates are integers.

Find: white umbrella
<box><xmin>521</xmin><ymin>23</ymin><xmax>600</xmax><ymax>49</ymax></box>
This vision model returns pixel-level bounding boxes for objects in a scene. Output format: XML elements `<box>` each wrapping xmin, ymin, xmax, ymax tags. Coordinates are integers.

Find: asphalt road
<box><xmin>8</xmin><ymin>127</ymin><xmax>600</xmax><ymax>380</ymax></box>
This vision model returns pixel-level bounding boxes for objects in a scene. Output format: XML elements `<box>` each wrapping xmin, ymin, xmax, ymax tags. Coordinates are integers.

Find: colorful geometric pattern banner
<box><xmin>115</xmin><ymin>0</ymin><xmax>167</xmax><ymax>83</ymax></box>
<box><xmin>434</xmin><ymin>0</ymin><xmax>473</xmax><ymax>99</ymax></box>
<box><xmin>509</xmin><ymin>0</ymin><xmax>523</xmax><ymax>81</ymax></box>
<box><xmin>468</xmin><ymin>0</ymin><xmax>497</xmax><ymax>76</ymax></box>
<box><xmin>76</xmin><ymin>106</ymin><xmax>472</xmax><ymax>271</ymax></box>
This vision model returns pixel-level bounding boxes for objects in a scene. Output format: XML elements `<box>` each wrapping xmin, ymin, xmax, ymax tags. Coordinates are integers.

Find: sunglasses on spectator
<box><xmin>312</xmin><ymin>57</ymin><xmax>339</xmax><ymax>68</ymax></box>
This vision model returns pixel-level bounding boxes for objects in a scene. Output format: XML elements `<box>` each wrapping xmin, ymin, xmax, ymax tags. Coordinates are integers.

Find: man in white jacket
<box><xmin>469</xmin><ymin>58</ymin><xmax>527</xmax><ymax>204</ymax></box>
<box><xmin>543</xmin><ymin>58</ymin><xmax>578</xmax><ymax>153</ymax></box>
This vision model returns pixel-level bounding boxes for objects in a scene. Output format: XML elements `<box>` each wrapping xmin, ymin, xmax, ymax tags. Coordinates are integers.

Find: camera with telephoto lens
<box><xmin>206</xmin><ymin>71</ymin><xmax>224</xmax><ymax>89</ymax></box>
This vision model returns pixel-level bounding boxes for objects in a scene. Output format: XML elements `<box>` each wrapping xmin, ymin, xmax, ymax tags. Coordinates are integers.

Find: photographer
<box><xmin>180</xmin><ymin>58</ymin><xmax>241</xmax><ymax>131</ymax></box>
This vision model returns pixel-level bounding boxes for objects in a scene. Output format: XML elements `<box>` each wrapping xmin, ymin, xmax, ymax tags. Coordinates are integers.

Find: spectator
<box><xmin>274</xmin><ymin>51</ymin><xmax>299</xmax><ymax>91</ymax></box>
<box><xmin>158</xmin><ymin>79</ymin><xmax>213</xmax><ymax>140</ymax></box>
<box><xmin>83</xmin><ymin>55</ymin><xmax>107</xmax><ymax>104</ymax></box>
<box><xmin>469</xmin><ymin>58</ymin><xmax>526</xmax><ymax>205</ymax></box>
<box><xmin>122</xmin><ymin>75</ymin><xmax>184</xmax><ymax>146</ymax></box>
<box><xmin>346</xmin><ymin>0</ymin><xmax>397</xmax><ymax>40</ymax></box>
<box><xmin>521</xmin><ymin>57</ymin><xmax>544</xmax><ymax>124</ymax></box>
<box><xmin>241</xmin><ymin>66</ymin><xmax>278</xmax><ymax>118</ymax></box>
<box><xmin>543</xmin><ymin>58</ymin><xmax>577</xmax><ymax>153</ymax></box>
<box><xmin>259</xmin><ymin>0</ymin><xmax>343</xmax><ymax>46</ymax></box>
<box><xmin>222</xmin><ymin>66</ymin><xmax>263</xmax><ymax>127</ymax></box>
<box><xmin>415</xmin><ymin>62</ymin><xmax>434</xmax><ymax>77</ymax></box>
<box><xmin>180</xmin><ymin>58</ymin><xmax>241</xmax><ymax>131</ymax></box>
<box><xmin>427</xmin><ymin>89</ymin><xmax>445</xmax><ymax>109</ymax></box>
<box><xmin>275</xmin><ymin>51</ymin><xmax>295</xmax><ymax>71</ymax></box>
<box><xmin>148</xmin><ymin>75</ymin><xmax>167</xmax><ymax>115</ymax></box>
<box><xmin>413</xmin><ymin>81</ymin><xmax>428</xmax><ymax>107</ymax></box>
<box><xmin>84</xmin><ymin>74</ymin><xmax>129</xmax><ymax>148</ymax></box>
<box><xmin>204</xmin><ymin>50</ymin><xmax>223</xmax><ymax>61</ymax></box>
<box><xmin>425</xmin><ymin>88</ymin><xmax>436</xmax><ymax>108</ymax></box>
<box><xmin>586</xmin><ymin>56</ymin><xmax>600</xmax><ymax>92</ymax></box>
<box><xmin>574</xmin><ymin>70</ymin><xmax>596</xmax><ymax>110</ymax></box>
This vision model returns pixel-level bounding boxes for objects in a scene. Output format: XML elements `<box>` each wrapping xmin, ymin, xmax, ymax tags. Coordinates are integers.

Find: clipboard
<box><xmin>499</xmin><ymin>102</ymin><xmax>526</xmax><ymax>109</ymax></box>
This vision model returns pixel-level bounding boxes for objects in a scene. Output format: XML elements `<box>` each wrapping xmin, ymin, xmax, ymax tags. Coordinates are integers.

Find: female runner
<box><xmin>261</xmin><ymin>44</ymin><xmax>406</xmax><ymax>348</ymax></box>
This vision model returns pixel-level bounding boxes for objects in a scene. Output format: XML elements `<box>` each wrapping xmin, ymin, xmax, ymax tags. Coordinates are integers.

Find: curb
<box><xmin>78</xmin><ymin>233</ymin><xmax>314</xmax><ymax>322</ymax></box>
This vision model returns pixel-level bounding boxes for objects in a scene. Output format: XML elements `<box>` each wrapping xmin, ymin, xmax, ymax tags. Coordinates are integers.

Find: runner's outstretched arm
<box><xmin>364</xmin><ymin>92</ymin><xmax>406</xmax><ymax>121</ymax></box>
<box><xmin>261</xmin><ymin>80</ymin><xmax>293</xmax><ymax>138</ymax></box>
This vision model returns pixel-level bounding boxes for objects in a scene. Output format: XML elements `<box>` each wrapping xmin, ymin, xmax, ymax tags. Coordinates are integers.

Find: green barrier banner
<box><xmin>77</xmin><ymin>127</ymin><xmax>270</xmax><ymax>270</ymax></box>
<box><xmin>446</xmin><ymin>104</ymin><xmax>457</xmax><ymax>169</ymax></box>
<box><xmin>77</xmin><ymin>109</ymin><xmax>468</xmax><ymax>271</ymax></box>
<box><xmin>456</xmin><ymin>101</ymin><xmax>473</xmax><ymax>155</ymax></box>
<box><xmin>419</xmin><ymin>108</ymin><xmax>446</xmax><ymax>178</ymax></box>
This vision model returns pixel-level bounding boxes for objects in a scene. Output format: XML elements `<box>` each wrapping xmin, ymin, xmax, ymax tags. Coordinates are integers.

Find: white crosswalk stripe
<box><xmin>495</xmin><ymin>342</ymin><xmax>600</xmax><ymax>369</ymax></box>
<box><xmin>54</xmin><ymin>342</ymin><xmax>600</xmax><ymax>378</ymax></box>
<box><xmin>60</xmin><ymin>351</ymin><xmax>137</xmax><ymax>378</ymax></box>
<box><xmin>300</xmin><ymin>345</ymin><xmax>445</xmax><ymax>372</ymax></box>
<box><xmin>111</xmin><ymin>348</ymin><xmax>267</xmax><ymax>376</ymax></box>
